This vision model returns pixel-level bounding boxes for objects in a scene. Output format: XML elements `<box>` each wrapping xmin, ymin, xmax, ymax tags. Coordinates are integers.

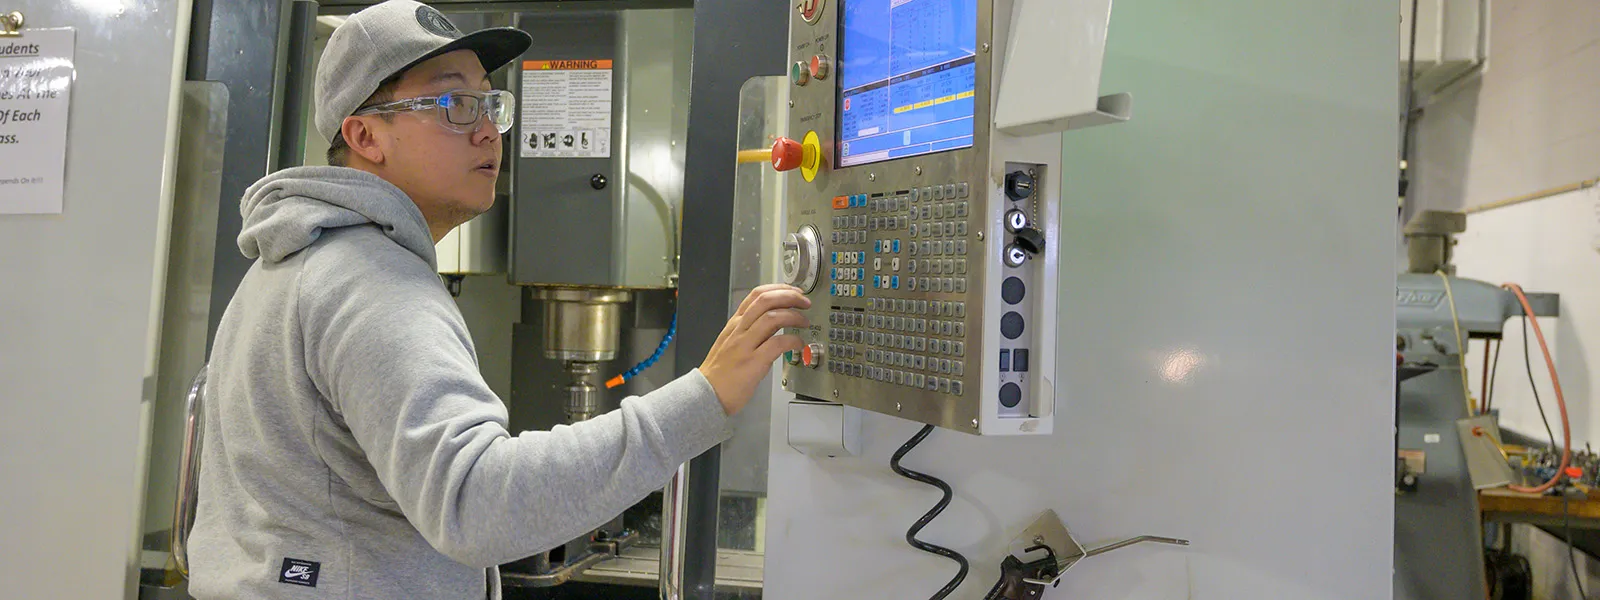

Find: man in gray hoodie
<box><xmin>186</xmin><ymin>2</ymin><xmax>809</xmax><ymax>598</ymax></box>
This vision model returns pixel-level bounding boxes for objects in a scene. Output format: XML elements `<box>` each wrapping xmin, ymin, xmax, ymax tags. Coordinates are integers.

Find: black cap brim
<box><xmin>401</xmin><ymin>27</ymin><xmax>533</xmax><ymax>80</ymax></box>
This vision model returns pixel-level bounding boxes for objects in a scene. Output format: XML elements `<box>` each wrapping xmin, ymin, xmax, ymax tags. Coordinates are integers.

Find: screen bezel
<box><xmin>833</xmin><ymin>0</ymin><xmax>979</xmax><ymax>170</ymax></box>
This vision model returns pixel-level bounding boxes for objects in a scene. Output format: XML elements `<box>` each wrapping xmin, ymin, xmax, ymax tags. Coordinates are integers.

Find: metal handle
<box><xmin>170</xmin><ymin>365</ymin><xmax>208</xmax><ymax>579</ymax></box>
<box><xmin>1082</xmin><ymin>535</ymin><xmax>1190</xmax><ymax>559</ymax></box>
<box><xmin>659</xmin><ymin>463</ymin><xmax>690</xmax><ymax>600</ymax></box>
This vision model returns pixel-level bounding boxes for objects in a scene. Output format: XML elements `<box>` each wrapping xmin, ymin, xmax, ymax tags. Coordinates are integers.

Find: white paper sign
<box><xmin>518</xmin><ymin>59</ymin><xmax>612</xmax><ymax>159</ymax></box>
<box><xmin>0</xmin><ymin>29</ymin><xmax>74</xmax><ymax>214</ymax></box>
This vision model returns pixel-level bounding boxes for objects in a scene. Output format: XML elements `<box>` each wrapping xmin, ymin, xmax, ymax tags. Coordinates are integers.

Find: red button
<box><xmin>771</xmin><ymin>137</ymin><xmax>804</xmax><ymax>172</ymax></box>
<box><xmin>809</xmin><ymin>55</ymin><xmax>831</xmax><ymax>80</ymax></box>
<box><xmin>801</xmin><ymin>344</ymin><xmax>815</xmax><ymax>366</ymax></box>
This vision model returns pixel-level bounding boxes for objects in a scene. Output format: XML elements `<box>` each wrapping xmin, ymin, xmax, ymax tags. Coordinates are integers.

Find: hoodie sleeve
<box><xmin>298</xmin><ymin>244</ymin><xmax>732</xmax><ymax>568</ymax></box>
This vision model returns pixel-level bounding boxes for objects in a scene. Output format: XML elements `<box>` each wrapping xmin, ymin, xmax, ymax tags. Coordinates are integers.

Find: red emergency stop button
<box><xmin>772</xmin><ymin>137</ymin><xmax>804</xmax><ymax>171</ymax></box>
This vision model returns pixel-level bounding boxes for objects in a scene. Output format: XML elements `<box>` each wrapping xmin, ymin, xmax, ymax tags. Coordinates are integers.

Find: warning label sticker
<box><xmin>519</xmin><ymin>59</ymin><xmax>613</xmax><ymax>158</ymax></box>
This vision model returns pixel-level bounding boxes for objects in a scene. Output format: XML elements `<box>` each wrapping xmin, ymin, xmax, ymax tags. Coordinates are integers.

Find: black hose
<box><xmin>891</xmin><ymin>424</ymin><xmax>970</xmax><ymax>599</ymax></box>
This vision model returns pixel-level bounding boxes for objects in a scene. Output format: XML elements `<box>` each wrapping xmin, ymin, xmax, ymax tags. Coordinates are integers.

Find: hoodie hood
<box><xmin>238</xmin><ymin>166</ymin><xmax>437</xmax><ymax>269</ymax></box>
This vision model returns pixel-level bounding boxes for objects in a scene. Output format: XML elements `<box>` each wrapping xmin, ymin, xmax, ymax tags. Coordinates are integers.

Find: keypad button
<box><xmin>943</xmin><ymin>241</ymin><xmax>955</xmax><ymax>255</ymax></box>
<box><xmin>955</xmin><ymin>323</ymin><xmax>965</xmax><ymax>338</ymax></box>
<box><xmin>955</xmin><ymin>303</ymin><xmax>966</xmax><ymax>318</ymax></box>
<box><xmin>908</xmin><ymin>260</ymin><xmax>918</xmax><ymax>274</ymax></box>
<box><xmin>955</xmin><ymin>279</ymin><xmax>967</xmax><ymax>293</ymax></box>
<box><xmin>933</xmin><ymin>302</ymin><xmax>944</xmax><ymax>316</ymax></box>
<box><xmin>918</xmin><ymin>300</ymin><xmax>929</xmax><ymax>314</ymax></box>
<box><xmin>909</xmin><ymin>223</ymin><xmax>919</xmax><ymax>237</ymax></box>
<box><xmin>956</xmin><ymin>240</ymin><xmax>968</xmax><ymax>255</ymax></box>
<box><xmin>955</xmin><ymin>342</ymin><xmax>965</xmax><ymax>357</ymax></box>
<box><xmin>942</xmin><ymin>184</ymin><xmax>956</xmax><ymax>198</ymax></box>
<box><xmin>933</xmin><ymin>205</ymin><xmax>945</xmax><ymax>219</ymax></box>
<box><xmin>957</xmin><ymin>222</ymin><xmax>968</xmax><ymax>237</ymax></box>
<box><xmin>944</xmin><ymin>277</ymin><xmax>956</xmax><ymax>292</ymax></box>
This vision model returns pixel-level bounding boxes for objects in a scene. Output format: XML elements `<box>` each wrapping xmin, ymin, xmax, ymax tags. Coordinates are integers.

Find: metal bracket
<box><xmin>0</xmin><ymin>11</ymin><xmax>22</xmax><ymax>37</ymax></box>
<box><xmin>501</xmin><ymin>530</ymin><xmax>639</xmax><ymax>588</ymax></box>
<box><xmin>1008</xmin><ymin>510</ymin><xmax>1189</xmax><ymax>589</ymax></box>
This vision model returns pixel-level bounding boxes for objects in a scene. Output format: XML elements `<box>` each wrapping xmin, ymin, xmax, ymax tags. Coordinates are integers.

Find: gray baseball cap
<box><xmin>314</xmin><ymin>0</ymin><xmax>532</xmax><ymax>142</ymax></box>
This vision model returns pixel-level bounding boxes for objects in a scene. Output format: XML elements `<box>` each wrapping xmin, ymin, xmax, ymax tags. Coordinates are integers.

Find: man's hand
<box><xmin>699</xmin><ymin>284</ymin><xmax>811</xmax><ymax>416</ymax></box>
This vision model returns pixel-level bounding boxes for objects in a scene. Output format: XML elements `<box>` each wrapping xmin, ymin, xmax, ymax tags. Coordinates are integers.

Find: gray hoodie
<box><xmin>187</xmin><ymin>166</ymin><xmax>731</xmax><ymax>599</ymax></box>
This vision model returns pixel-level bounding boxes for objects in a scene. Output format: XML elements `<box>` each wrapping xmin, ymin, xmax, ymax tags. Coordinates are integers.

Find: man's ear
<box><xmin>341</xmin><ymin>116</ymin><xmax>385</xmax><ymax>165</ymax></box>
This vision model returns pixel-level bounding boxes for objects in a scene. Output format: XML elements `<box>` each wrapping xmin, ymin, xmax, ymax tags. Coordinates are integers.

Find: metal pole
<box><xmin>675</xmin><ymin>0</ymin><xmax>789</xmax><ymax>597</ymax></box>
<box><xmin>190</xmin><ymin>0</ymin><xmax>295</xmax><ymax>349</ymax></box>
<box><xmin>275</xmin><ymin>1</ymin><xmax>318</xmax><ymax>170</ymax></box>
<box><xmin>659</xmin><ymin>463</ymin><xmax>690</xmax><ymax>599</ymax></box>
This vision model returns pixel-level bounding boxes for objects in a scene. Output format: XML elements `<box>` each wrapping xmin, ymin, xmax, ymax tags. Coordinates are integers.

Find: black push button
<box><xmin>1002</xmin><ymin>277</ymin><xmax>1025</xmax><ymax>305</ymax></box>
<box><xmin>1001</xmin><ymin>312</ymin><xmax>1025</xmax><ymax>340</ymax></box>
<box><xmin>1012</xmin><ymin>349</ymin><xmax>1030</xmax><ymax>372</ymax></box>
<box><xmin>999</xmin><ymin>349</ymin><xmax>1011</xmax><ymax>372</ymax></box>
<box><xmin>999</xmin><ymin>382</ymin><xmax>1022</xmax><ymax>408</ymax></box>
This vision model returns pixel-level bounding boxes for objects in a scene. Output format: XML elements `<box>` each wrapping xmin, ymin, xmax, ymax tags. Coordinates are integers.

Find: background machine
<box><xmin>1394</xmin><ymin>210</ymin><xmax>1560</xmax><ymax>600</ymax></box>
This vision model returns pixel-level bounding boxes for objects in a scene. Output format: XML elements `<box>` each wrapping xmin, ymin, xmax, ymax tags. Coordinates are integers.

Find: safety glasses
<box><xmin>354</xmin><ymin>89</ymin><xmax>516</xmax><ymax>135</ymax></box>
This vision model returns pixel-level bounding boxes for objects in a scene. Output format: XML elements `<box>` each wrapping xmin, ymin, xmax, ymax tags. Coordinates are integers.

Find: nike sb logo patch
<box><xmin>279</xmin><ymin>558</ymin><xmax>320</xmax><ymax>588</ymax></box>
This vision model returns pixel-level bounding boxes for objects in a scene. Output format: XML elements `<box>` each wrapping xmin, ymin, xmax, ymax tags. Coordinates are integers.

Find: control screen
<box><xmin>837</xmin><ymin>0</ymin><xmax>979</xmax><ymax>168</ymax></box>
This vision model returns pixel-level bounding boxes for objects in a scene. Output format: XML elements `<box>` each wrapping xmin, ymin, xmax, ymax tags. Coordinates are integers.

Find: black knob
<box><xmin>1001</xmin><ymin>311</ymin><xmax>1025</xmax><ymax>340</ymax></box>
<box><xmin>591</xmin><ymin>174</ymin><xmax>608</xmax><ymax>190</ymax></box>
<box><xmin>999</xmin><ymin>382</ymin><xmax>1023</xmax><ymax>408</ymax></box>
<box><xmin>1002</xmin><ymin>277</ymin><xmax>1026</xmax><ymax>305</ymax></box>
<box><xmin>1014</xmin><ymin>227</ymin><xmax>1046</xmax><ymax>255</ymax></box>
<box><xmin>1005</xmin><ymin>171</ymin><xmax>1035</xmax><ymax>201</ymax></box>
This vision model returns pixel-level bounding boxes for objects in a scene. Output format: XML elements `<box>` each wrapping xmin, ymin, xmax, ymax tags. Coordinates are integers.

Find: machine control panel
<box><xmin>774</xmin><ymin>0</ymin><xmax>1060</xmax><ymax>435</ymax></box>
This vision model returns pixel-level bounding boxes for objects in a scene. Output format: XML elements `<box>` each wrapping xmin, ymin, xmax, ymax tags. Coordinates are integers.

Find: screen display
<box><xmin>837</xmin><ymin>0</ymin><xmax>979</xmax><ymax>168</ymax></box>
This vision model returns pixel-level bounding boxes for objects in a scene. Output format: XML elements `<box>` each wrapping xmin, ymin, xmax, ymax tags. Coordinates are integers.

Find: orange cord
<box><xmin>1503</xmin><ymin>283</ymin><xmax>1571</xmax><ymax>494</ymax></box>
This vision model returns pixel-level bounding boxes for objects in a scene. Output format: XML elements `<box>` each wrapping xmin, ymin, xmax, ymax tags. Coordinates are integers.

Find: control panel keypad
<box><xmin>816</xmin><ymin>184</ymin><xmax>974</xmax><ymax>399</ymax></box>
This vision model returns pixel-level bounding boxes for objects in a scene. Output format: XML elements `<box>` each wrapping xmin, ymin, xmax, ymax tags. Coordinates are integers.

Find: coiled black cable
<box><xmin>890</xmin><ymin>424</ymin><xmax>969</xmax><ymax>599</ymax></box>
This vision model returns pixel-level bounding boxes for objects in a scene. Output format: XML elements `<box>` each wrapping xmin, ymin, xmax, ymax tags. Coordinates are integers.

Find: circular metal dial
<box><xmin>781</xmin><ymin>225</ymin><xmax>823</xmax><ymax>292</ymax></box>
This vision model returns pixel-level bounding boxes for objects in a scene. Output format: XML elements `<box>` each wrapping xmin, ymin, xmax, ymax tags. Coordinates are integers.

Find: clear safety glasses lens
<box><xmin>438</xmin><ymin>90</ymin><xmax>514</xmax><ymax>134</ymax></box>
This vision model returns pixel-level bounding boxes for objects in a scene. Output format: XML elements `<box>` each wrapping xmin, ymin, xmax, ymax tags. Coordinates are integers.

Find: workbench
<box><xmin>1480</xmin><ymin>488</ymin><xmax>1600</xmax><ymax>530</ymax></box>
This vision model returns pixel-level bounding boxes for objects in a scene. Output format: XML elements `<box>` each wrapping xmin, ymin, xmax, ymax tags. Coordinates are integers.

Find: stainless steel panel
<box><xmin>777</xmin><ymin>0</ymin><xmax>1061</xmax><ymax>435</ymax></box>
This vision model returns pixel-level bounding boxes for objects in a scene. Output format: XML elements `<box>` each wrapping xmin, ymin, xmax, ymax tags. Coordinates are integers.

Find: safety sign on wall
<box><xmin>0</xmin><ymin>29</ymin><xmax>74</xmax><ymax>214</ymax></box>
<box><xmin>519</xmin><ymin>59</ymin><xmax>612</xmax><ymax>159</ymax></box>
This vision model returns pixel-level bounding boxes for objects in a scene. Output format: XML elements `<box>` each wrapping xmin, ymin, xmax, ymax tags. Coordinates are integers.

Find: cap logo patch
<box><xmin>416</xmin><ymin>6</ymin><xmax>462</xmax><ymax>38</ymax></box>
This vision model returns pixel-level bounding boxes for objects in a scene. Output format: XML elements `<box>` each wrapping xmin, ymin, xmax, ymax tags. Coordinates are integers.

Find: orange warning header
<box><xmin>522</xmin><ymin>59</ymin><xmax>614</xmax><ymax>70</ymax></box>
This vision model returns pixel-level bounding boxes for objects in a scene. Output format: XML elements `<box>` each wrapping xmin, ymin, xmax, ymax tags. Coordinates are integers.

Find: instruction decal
<box><xmin>519</xmin><ymin>59</ymin><xmax>612</xmax><ymax>159</ymax></box>
<box><xmin>0</xmin><ymin>29</ymin><xmax>74</xmax><ymax>214</ymax></box>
